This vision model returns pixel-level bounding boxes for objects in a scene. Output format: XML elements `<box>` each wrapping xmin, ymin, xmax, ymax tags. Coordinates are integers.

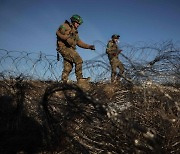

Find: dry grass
<box><xmin>0</xmin><ymin>78</ymin><xmax>179</xmax><ymax>153</ymax></box>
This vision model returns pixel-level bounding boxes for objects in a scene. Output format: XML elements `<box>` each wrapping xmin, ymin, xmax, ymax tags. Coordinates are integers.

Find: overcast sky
<box><xmin>0</xmin><ymin>0</ymin><xmax>180</xmax><ymax>60</ymax></box>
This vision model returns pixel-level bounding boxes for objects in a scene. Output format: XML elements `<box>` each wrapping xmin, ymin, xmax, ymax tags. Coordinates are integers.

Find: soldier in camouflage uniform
<box><xmin>106</xmin><ymin>34</ymin><xmax>124</xmax><ymax>83</ymax></box>
<box><xmin>56</xmin><ymin>14</ymin><xmax>95</xmax><ymax>82</ymax></box>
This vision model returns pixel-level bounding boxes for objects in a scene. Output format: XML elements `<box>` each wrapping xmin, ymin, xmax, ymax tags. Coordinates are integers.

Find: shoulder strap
<box><xmin>65</xmin><ymin>20</ymin><xmax>72</xmax><ymax>28</ymax></box>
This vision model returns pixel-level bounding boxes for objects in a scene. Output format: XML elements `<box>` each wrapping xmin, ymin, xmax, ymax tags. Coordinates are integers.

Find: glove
<box><xmin>66</xmin><ymin>38</ymin><xmax>74</xmax><ymax>46</ymax></box>
<box><xmin>89</xmin><ymin>45</ymin><xmax>95</xmax><ymax>50</ymax></box>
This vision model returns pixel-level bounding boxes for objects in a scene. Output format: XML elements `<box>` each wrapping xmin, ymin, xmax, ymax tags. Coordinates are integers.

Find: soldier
<box><xmin>56</xmin><ymin>14</ymin><xmax>95</xmax><ymax>83</ymax></box>
<box><xmin>106</xmin><ymin>34</ymin><xmax>124</xmax><ymax>83</ymax></box>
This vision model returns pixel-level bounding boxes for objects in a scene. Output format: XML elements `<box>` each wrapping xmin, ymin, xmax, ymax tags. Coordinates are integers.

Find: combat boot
<box><xmin>77</xmin><ymin>77</ymin><xmax>91</xmax><ymax>91</ymax></box>
<box><xmin>61</xmin><ymin>79</ymin><xmax>73</xmax><ymax>84</ymax></box>
<box><xmin>117</xmin><ymin>73</ymin><xmax>132</xmax><ymax>83</ymax></box>
<box><xmin>77</xmin><ymin>77</ymin><xmax>91</xmax><ymax>83</ymax></box>
<box><xmin>83</xmin><ymin>77</ymin><xmax>91</xmax><ymax>82</ymax></box>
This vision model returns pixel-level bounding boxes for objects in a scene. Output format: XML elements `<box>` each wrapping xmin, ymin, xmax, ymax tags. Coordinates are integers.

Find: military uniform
<box><xmin>106</xmin><ymin>36</ymin><xmax>124</xmax><ymax>83</ymax></box>
<box><xmin>56</xmin><ymin>15</ymin><xmax>95</xmax><ymax>82</ymax></box>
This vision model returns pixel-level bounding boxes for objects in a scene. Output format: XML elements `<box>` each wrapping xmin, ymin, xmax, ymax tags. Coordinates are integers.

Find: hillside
<box><xmin>0</xmin><ymin>78</ymin><xmax>179</xmax><ymax>153</ymax></box>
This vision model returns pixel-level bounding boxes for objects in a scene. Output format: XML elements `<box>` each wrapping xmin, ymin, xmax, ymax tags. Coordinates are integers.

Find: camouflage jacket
<box><xmin>56</xmin><ymin>20</ymin><xmax>91</xmax><ymax>51</ymax></box>
<box><xmin>106</xmin><ymin>40</ymin><xmax>120</xmax><ymax>59</ymax></box>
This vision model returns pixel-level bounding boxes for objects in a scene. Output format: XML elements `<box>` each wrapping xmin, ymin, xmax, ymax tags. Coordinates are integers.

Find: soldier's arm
<box><xmin>117</xmin><ymin>49</ymin><xmax>122</xmax><ymax>54</ymax></box>
<box><xmin>56</xmin><ymin>25</ymin><xmax>70</xmax><ymax>40</ymax></box>
<box><xmin>77</xmin><ymin>39</ymin><xmax>91</xmax><ymax>49</ymax></box>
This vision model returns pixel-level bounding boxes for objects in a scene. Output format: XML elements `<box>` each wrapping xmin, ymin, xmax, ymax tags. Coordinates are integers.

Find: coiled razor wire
<box><xmin>0</xmin><ymin>41</ymin><xmax>180</xmax><ymax>153</ymax></box>
<box><xmin>0</xmin><ymin>40</ymin><xmax>180</xmax><ymax>84</ymax></box>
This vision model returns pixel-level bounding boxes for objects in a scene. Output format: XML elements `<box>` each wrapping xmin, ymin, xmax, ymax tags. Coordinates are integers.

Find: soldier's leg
<box><xmin>74</xmin><ymin>53</ymin><xmax>83</xmax><ymax>81</ymax></box>
<box><xmin>60</xmin><ymin>48</ymin><xmax>74</xmax><ymax>82</ymax></box>
<box><xmin>61</xmin><ymin>59</ymin><xmax>73</xmax><ymax>82</ymax></box>
<box><xmin>117</xmin><ymin>60</ymin><xmax>124</xmax><ymax>75</ymax></box>
<box><xmin>67</xmin><ymin>50</ymin><xmax>83</xmax><ymax>81</ymax></box>
<box><xmin>110</xmin><ymin>60</ymin><xmax>117</xmax><ymax>83</ymax></box>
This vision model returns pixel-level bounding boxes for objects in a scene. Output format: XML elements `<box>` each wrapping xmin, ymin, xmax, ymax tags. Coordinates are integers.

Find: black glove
<box><xmin>89</xmin><ymin>45</ymin><xmax>95</xmax><ymax>50</ymax></box>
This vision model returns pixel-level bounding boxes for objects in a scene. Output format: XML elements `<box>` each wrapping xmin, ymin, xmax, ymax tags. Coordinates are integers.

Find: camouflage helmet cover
<box><xmin>111</xmin><ymin>34</ymin><xmax>120</xmax><ymax>39</ymax></box>
<box><xmin>70</xmin><ymin>14</ymin><xmax>83</xmax><ymax>25</ymax></box>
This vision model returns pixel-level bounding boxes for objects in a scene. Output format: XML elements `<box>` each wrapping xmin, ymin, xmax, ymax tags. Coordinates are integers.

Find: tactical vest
<box><xmin>106</xmin><ymin>40</ymin><xmax>118</xmax><ymax>54</ymax></box>
<box><xmin>57</xmin><ymin>20</ymin><xmax>80</xmax><ymax>49</ymax></box>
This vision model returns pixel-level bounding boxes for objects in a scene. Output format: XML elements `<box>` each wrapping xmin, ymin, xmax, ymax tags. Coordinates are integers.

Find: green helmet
<box><xmin>112</xmin><ymin>34</ymin><xmax>120</xmax><ymax>39</ymax></box>
<box><xmin>70</xmin><ymin>14</ymin><xmax>83</xmax><ymax>25</ymax></box>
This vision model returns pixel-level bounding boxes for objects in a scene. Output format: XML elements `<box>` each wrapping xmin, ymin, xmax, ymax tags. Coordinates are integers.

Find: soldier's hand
<box><xmin>119</xmin><ymin>49</ymin><xmax>122</xmax><ymax>53</ymax></box>
<box><xmin>89</xmin><ymin>45</ymin><xmax>95</xmax><ymax>50</ymax></box>
<box><xmin>66</xmin><ymin>38</ymin><xmax>74</xmax><ymax>46</ymax></box>
<box><xmin>112</xmin><ymin>53</ymin><xmax>117</xmax><ymax>56</ymax></box>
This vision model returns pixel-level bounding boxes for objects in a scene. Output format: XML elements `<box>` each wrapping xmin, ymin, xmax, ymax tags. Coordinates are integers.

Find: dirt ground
<box><xmin>0</xmin><ymin>78</ymin><xmax>180</xmax><ymax>153</ymax></box>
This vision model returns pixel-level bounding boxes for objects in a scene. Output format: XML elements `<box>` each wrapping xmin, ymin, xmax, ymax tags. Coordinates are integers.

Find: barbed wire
<box><xmin>0</xmin><ymin>40</ymin><xmax>180</xmax><ymax>153</ymax></box>
<box><xmin>0</xmin><ymin>40</ymin><xmax>179</xmax><ymax>84</ymax></box>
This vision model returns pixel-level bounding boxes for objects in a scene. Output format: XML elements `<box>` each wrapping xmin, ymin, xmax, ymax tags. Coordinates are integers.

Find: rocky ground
<box><xmin>0</xmin><ymin>78</ymin><xmax>180</xmax><ymax>153</ymax></box>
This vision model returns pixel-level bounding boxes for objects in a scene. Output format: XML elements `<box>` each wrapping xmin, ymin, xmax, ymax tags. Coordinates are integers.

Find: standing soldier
<box><xmin>106</xmin><ymin>34</ymin><xmax>124</xmax><ymax>83</ymax></box>
<box><xmin>56</xmin><ymin>14</ymin><xmax>95</xmax><ymax>83</ymax></box>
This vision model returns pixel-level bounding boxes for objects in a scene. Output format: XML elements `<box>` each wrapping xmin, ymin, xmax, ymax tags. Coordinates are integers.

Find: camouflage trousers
<box><xmin>109</xmin><ymin>57</ymin><xmax>124</xmax><ymax>82</ymax></box>
<box><xmin>58</xmin><ymin>47</ymin><xmax>83</xmax><ymax>82</ymax></box>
